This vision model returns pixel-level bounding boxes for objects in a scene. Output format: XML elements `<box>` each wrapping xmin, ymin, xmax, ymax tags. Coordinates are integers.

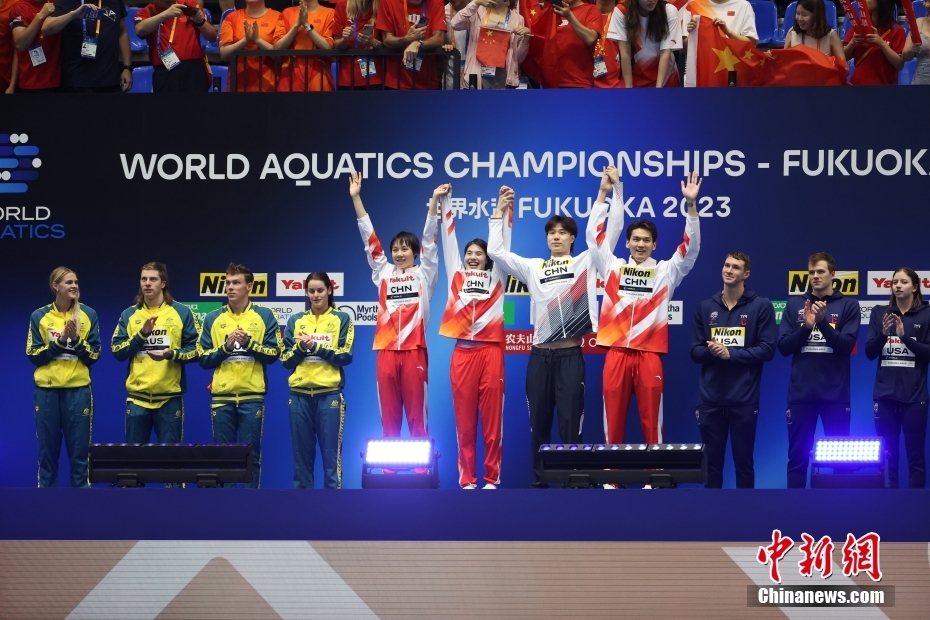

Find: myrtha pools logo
<box><xmin>0</xmin><ymin>133</ymin><xmax>40</xmax><ymax>193</ymax></box>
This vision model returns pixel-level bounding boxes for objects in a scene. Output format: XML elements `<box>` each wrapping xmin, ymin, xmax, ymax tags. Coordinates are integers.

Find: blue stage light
<box><xmin>813</xmin><ymin>438</ymin><xmax>883</xmax><ymax>464</ymax></box>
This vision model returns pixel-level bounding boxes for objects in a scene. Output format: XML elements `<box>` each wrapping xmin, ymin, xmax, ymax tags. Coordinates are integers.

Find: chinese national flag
<box><xmin>476</xmin><ymin>27</ymin><xmax>511</xmax><ymax>69</ymax></box>
<box><xmin>765</xmin><ymin>46</ymin><xmax>848</xmax><ymax>86</ymax></box>
<box><xmin>518</xmin><ymin>0</ymin><xmax>559</xmax><ymax>87</ymax></box>
<box><xmin>687</xmin><ymin>16</ymin><xmax>767</xmax><ymax>86</ymax></box>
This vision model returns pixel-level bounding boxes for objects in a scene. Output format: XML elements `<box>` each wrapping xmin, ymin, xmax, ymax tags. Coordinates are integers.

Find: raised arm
<box><xmin>488</xmin><ymin>187</ymin><xmax>532</xmax><ymax>284</ymax></box>
<box><xmin>666</xmin><ymin>172</ymin><xmax>702</xmax><ymax>287</ymax></box>
<box><xmin>350</xmin><ymin>171</ymin><xmax>389</xmax><ymax>286</ymax></box>
<box><xmin>421</xmin><ymin>194</ymin><xmax>441</xmax><ymax>298</ymax></box>
<box><xmin>586</xmin><ymin>166</ymin><xmax>622</xmax><ymax>280</ymax></box>
<box><xmin>436</xmin><ymin>184</ymin><xmax>462</xmax><ymax>283</ymax></box>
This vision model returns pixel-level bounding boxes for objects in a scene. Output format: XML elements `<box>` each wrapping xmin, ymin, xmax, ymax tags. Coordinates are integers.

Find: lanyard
<box><xmin>81</xmin><ymin>0</ymin><xmax>103</xmax><ymax>37</ymax></box>
<box><xmin>482</xmin><ymin>7</ymin><xmax>510</xmax><ymax>30</ymax></box>
<box><xmin>594</xmin><ymin>12</ymin><xmax>609</xmax><ymax>57</ymax></box>
<box><xmin>156</xmin><ymin>15</ymin><xmax>178</xmax><ymax>53</ymax></box>
<box><xmin>352</xmin><ymin>17</ymin><xmax>358</xmax><ymax>47</ymax></box>
<box><xmin>403</xmin><ymin>0</ymin><xmax>426</xmax><ymax>34</ymax></box>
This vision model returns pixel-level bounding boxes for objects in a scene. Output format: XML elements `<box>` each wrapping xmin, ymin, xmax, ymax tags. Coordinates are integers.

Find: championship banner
<box><xmin>1</xmin><ymin>89</ymin><xmax>928</xmax><ymax>489</ymax></box>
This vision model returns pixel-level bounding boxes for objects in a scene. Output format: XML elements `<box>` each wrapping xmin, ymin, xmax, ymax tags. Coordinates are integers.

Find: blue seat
<box><xmin>916</xmin><ymin>0</ymin><xmax>928</xmax><ymax>18</ymax></box>
<box><xmin>209</xmin><ymin>64</ymin><xmax>228</xmax><ymax>92</ymax></box>
<box><xmin>201</xmin><ymin>7</ymin><xmax>219</xmax><ymax>53</ymax></box>
<box><xmin>128</xmin><ymin>66</ymin><xmax>153</xmax><ymax>93</ymax></box>
<box><xmin>126</xmin><ymin>7</ymin><xmax>148</xmax><ymax>53</ymax></box>
<box><xmin>782</xmin><ymin>0</ymin><xmax>838</xmax><ymax>36</ymax></box>
<box><xmin>751</xmin><ymin>0</ymin><xmax>778</xmax><ymax>45</ymax></box>
<box><xmin>899</xmin><ymin>57</ymin><xmax>917</xmax><ymax>84</ymax></box>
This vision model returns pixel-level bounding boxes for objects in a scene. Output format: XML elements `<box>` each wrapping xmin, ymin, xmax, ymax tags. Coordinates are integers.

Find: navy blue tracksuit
<box><xmin>865</xmin><ymin>302</ymin><xmax>930</xmax><ymax>488</ymax></box>
<box><xmin>691</xmin><ymin>289</ymin><xmax>777</xmax><ymax>488</ymax></box>
<box><xmin>778</xmin><ymin>290</ymin><xmax>861</xmax><ymax>488</ymax></box>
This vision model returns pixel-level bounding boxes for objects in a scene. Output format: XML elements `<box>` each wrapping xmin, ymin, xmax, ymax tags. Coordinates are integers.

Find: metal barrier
<box><xmin>228</xmin><ymin>48</ymin><xmax>461</xmax><ymax>92</ymax></box>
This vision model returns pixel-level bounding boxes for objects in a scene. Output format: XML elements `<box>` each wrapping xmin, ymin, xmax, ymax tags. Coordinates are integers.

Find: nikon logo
<box><xmin>505</xmin><ymin>275</ymin><xmax>528</xmax><ymax>296</ymax></box>
<box><xmin>788</xmin><ymin>271</ymin><xmax>858</xmax><ymax>296</ymax></box>
<box><xmin>200</xmin><ymin>273</ymin><xmax>268</xmax><ymax>297</ymax></box>
<box><xmin>711</xmin><ymin>327</ymin><xmax>743</xmax><ymax>337</ymax></box>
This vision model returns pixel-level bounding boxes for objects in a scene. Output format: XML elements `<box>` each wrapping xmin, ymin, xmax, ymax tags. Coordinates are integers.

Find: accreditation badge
<box><xmin>159</xmin><ymin>46</ymin><xmax>181</xmax><ymax>71</ymax></box>
<box><xmin>801</xmin><ymin>325</ymin><xmax>834</xmax><ymax>354</ymax></box>
<box><xmin>357</xmin><ymin>57</ymin><xmax>376</xmax><ymax>77</ymax></box>
<box><xmin>29</xmin><ymin>44</ymin><xmax>47</xmax><ymax>66</ymax></box>
<box><xmin>81</xmin><ymin>35</ymin><xmax>98</xmax><ymax>59</ymax></box>
<box><xmin>593</xmin><ymin>56</ymin><xmax>607</xmax><ymax>78</ymax></box>
<box><xmin>386</xmin><ymin>274</ymin><xmax>420</xmax><ymax>311</ymax></box>
<box><xmin>405</xmin><ymin>54</ymin><xmax>423</xmax><ymax>72</ymax></box>
<box><xmin>460</xmin><ymin>269</ymin><xmax>492</xmax><ymax>302</ymax></box>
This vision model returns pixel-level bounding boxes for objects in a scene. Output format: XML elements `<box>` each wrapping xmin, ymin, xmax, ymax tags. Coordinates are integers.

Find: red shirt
<box><xmin>375</xmin><ymin>0</ymin><xmax>446</xmax><ymax>90</ymax></box>
<box><xmin>554</xmin><ymin>1</ymin><xmax>601</xmax><ymax>87</ymax></box>
<box><xmin>592</xmin><ymin>10</ymin><xmax>620</xmax><ymax>88</ymax></box>
<box><xmin>0</xmin><ymin>0</ymin><xmax>16</xmax><ymax>90</ymax></box>
<box><xmin>843</xmin><ymin>24</ymin><xmax>905</xmax><ymax>86</ymax></box>
<box><xmin>332</xmin><ymin>0</ymin><xmax>382</xmax><ymax>87</ymax></box>
<box><xmin>10</xmin><ymin>0</ymin><xmax>62</xmax><ymax>89</ymax></box>
<box><xmin>135</xmin><ymin>0</ymin><xmax>206</xmax><ymax>66</ymax></box>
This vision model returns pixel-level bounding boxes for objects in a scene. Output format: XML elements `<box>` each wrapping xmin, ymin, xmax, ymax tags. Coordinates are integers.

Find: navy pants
<box><xmin>34</xmin><ymin>386</ymin><xmax>93</xmax><ymax>488</ymax></box>
<box><xmin>289</xmin><ymin>391</ymin><xmax>345</xmax><ymax>489</ymax></box>
<box><xmin>212</xmin><ymin>400</ymin><xmax>264</xmax><ymax>488</ymax></box>
<box><xmin>786</xmin><ymin>402</ymin><xmax>850</xmax><ymax>488</ymax></box>
<box><xmin>874</xmin><ymin>400</ymin><xmax>928</xmax><ymax>488</ymax></box>
<box><xmin>125</xmin><ymin>397</ymin><xmax>184</xmax><ymax>444</ymax></box>
<box><xmin>696</xmin><ymin>404</ymin><xmax>759</xmax><ymax>488</ymax></box>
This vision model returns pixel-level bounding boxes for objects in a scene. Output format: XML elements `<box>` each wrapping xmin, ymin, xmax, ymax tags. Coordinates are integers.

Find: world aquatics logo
<box><xmin>0</xmin><ymin>133</ymin><xmax>41</xmax><ymax>193</ymax></box>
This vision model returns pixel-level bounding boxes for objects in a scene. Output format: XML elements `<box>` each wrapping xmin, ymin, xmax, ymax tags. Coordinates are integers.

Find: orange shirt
<box><xmin>219</xmin><ymin>7</ymin><xmax>280</xmax><ymax>91</ymax></box>
<box><xmin>274</xmin><ymin>5</ymin><xmax>335</xmax><ymax>91</ymax></box>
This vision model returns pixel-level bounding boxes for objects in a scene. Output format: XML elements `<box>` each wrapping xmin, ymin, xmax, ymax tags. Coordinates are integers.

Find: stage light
<box><xmin>810</xmin><ymin>437</ymin><xmax>886</xmax><ymax>489</ymax></box>
<box><xmin>88</xmin><ymin>443</ymin><xmax>253</xmax><ymax>487</ymax></box>
<box><xmin>539</xmin><ymin>443</ymin><xmax>706</xmax><ymax>488</ymax></box>
<box><xmin>361</xmin><ymin>438</ymin><xmax>440</xmax><ymax>489</ymax></box>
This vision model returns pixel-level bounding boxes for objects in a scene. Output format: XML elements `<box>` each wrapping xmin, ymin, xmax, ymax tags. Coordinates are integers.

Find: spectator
<box><xmin>42</xmin><ymin>0</ymin><xmax>132</xmax><ymax>92</ymax></box>
<box><xmin>134</xmin><ymin>0</ymin><xmax>216</xmax><ymax>92</ymax></box>
<box><xmin>609</xmin><ymin>0</ymin><xmax>681</xmax><ymax>87</ymax></box>
<box><xmin>443</xmin><ymin>0</ymin><xmax>467</xmax><ymax>88</ymax></box>
<box><xmin>684</xmin><ymin>0</ymin><xmax>758</xmax><ymax>46</ymax></box>
<box><xmin>333</xmin><ymin>0</ymin><xmax>384</xmax><ymax>89</ymax></box>
<box><xmin>10</xmin><ymin>0</ymin><xmax>62</xmax><ymax>92</ymax></box>
<box><xmin>843</xmin><ymin>0</ymin><xmax>904</xmax><ymax>85</ymax></box>
<box><xmin>219</xmin><ymin>0</ymin><xmax>280</xmax><ymax>91</ymax></box>
<box><xmin>274</xmin><ymin>0</ymin><xmax>334</xmax><ymax>91</ymax></box>
<box><xmin>902</xmin><ymin>0</ymin><xmax>929</xmax><ymax>84</ymax></box>
<box><xmin>518</xmin><ymin>0</ymin><xmax>552</xmax><ymax>87</ymax></box>
<box><xmin>451</xmin><ymin>0</ymin><xmax>530</xmax><ymax>89</ymax></box>
<box><xmin>784</xmin><ymin>0</ymin><xmax>843</xmax><ymax>58</ymax></box>
<box><xmin>376</xmin><ymin>0</ymin><xmax>447</xmax><ymax>89</ymax></box>
<box><xmin>549</xmin><ymin>0</ymin><xmax>601</xmax><ymax>87</ymax></box>
<box><xmin>2</xmin><ymin>0</ymin><xmax>15</xmax><ymax>92</ymax></box>
<box><xmin>593</xmin><ymin>0</ymin><xmax>621</xmax><ymax>87</ymax></box>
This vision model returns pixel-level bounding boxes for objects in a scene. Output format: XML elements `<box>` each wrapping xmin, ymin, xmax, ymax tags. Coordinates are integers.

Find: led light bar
<box><xmin>364</xmin><ymin>439</ymin><xmax>433</xmax><ymax>466</ymax></box>
<box><xmin>538</xmin><ymin>443</ymin><xmax>706</xmax><ymax>487</ymax></box>
<box><xmin>812</xmin><ymin>438</ymin><xmax>883</xmax><ymax>464</ymax></box>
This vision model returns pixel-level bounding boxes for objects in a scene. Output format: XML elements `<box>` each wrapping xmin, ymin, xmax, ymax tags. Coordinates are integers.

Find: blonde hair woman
<box><xmin>26</xmin><ymin>267</ymin><xmax>101</xmax><ymax>487</ymax></box>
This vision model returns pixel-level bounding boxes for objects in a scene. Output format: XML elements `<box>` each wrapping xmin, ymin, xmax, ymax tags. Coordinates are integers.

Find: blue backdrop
<box><xmin>1</xmin><ymin>87</ymin><xmax>927</xmax><ymax>489</ymax></box>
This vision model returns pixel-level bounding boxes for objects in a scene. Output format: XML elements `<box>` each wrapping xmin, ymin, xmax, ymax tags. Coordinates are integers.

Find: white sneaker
<box><xmin>602</xmin><ymin>484</ymin><xmax>618</xmax><ymax>490</ymax></box>
<box><xmin>483</xmin><ymin>483</ymin><xmax>497</xmax><ymax>490</ymax></box>
<box><xmin>642</xmin><ymin>484</ymin><xmax>654</xmax><ymax>490</ymax></box>
<box><xmin>463</xmin><ymin>483</ymin><xmax>477</xmax><ymax>490</ymax></box>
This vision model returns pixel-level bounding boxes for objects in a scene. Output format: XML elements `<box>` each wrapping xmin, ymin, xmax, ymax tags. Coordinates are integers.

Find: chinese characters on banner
<box><xmin>757</xmin><ymin>529</ymin><xmax>882</xmax><ymax>583</ymax></box>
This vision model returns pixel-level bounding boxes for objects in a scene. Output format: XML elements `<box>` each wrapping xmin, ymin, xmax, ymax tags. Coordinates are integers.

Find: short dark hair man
<box><xmin>690</xmin><ymin>252</ymin><xmax>776</xmax><ymax>488</ymax></box>
<box><xmin>777</xmin><ymin>252</ymin><xmax>860</xmax><ymax>488</ymax></box>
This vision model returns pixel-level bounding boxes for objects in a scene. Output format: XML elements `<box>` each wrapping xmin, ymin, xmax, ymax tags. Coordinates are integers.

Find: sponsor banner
<box><xmin>788</xmin><ymin>271</ymin><xmax>859</xmax><ymax>296</ymax></box>
<box><xmin>771</xmin><ymin>300</ymin><xmax>787</xmax><ymax>325</ymax></box>
<box><xmin>276</xmin><ymin>272</ymin><xmax>345</xmax><ymax>297</ymax></box>
<box><xmin>503</xmin><ymin>300</ymin><xmax>515</xmax><ymax>326</ymax></box>
<box><xmin>336</xmin><ymin>301</ymin><xmax>379</xmax><ymax>326</ymax></box>
<box><xmin>859</xmin><ymin>300</ymin><xmax>881</xmax><ymax>325</ymax></box>
<box><xmin>866</xmin><ymin>271</ymin><xmax>930</xmax><ymax>296</ymax></box>
<box><xmin>667</xmin><ymin>301</ymin><xmax>683</xmax><ymax>325</ymax></box>
<box><xmin>504</xmin><ymin>331</ymin><xmax>608</xmax><ymax>354</ymax></box>
<box><xmin>181</xmin><ymin>301</ymin><xmax>223</xmax><ymax>325</ymax></box>
<box><xmin>505</xmin><ymin>275</ymin><xmax>607</xmax><ymax>296</ymax></box>
<box><xmin>262</xmin><ymin>302</ymin><xmax>306</xmax><ymax>327</ymax></box>
<box><xmin>200</xmin><ymin>273</ymin><xmax>269</xmax><ymax>297</ymax></box>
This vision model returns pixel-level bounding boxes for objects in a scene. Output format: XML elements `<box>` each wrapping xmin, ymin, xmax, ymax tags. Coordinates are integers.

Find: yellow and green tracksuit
<box><xmin>26</xmin><ymin>303</ymin><xmax>100</xmax><ymax>488</ymax></box>
<box><xmin>199</xmin><ymin>301</ymin><xmax>281</xmax><ymax>488</ymax></box>
<box><xmin>282</xmin><ymin>307</ymin><xmax>354</xmax><ymax>489</ymax></box>
<box><xmin>111</xmin><ymin>301</ymin><xmax>200</xmax><ymax>444</ymax></box>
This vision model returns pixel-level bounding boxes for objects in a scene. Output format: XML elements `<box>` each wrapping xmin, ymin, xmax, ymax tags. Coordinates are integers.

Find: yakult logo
<box><xmin>276</xmin><ymin>273</ymin><xmax>344</xmax><ymax>297</ymax></box>
<box><xmin>867</xmin><ymin>271</ymin><xmax>930</xmax><ymax>296</ymax></box>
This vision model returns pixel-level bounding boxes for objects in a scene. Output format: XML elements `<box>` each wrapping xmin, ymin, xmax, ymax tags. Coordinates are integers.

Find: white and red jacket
<box><xmin>358</xmin><ymin>213</ymin><xmax>440</xmax><ymax>350</ymax></box>
<box><xmin>587</xmin><ymin>183</ymin><xmax>700</xmax><ymax>352</ymax></box>
<box><xmin>488</xmin><ymin>207</ymin><xmax>622</xmax><ymax>346</ymax></box>
<box><xmin>438</xmin><ymin>194</ymin><xmax>512</xmax><ymax>342</ymax></box>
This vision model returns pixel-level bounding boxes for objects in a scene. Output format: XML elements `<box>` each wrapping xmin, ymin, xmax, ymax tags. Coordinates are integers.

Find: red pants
<box><xmin>450</xmin><ymin>343</ymin><xmax>504</xmax><ymax>487</ymax></box>
<box><xmin>603</xmin><ymin>348</ymin><xmax>664</xmax><ymax>444</ymax></box>
<box><xmin>376</xmin><ymin>348</ymin><xmax>429</xmax><ymax>438</ymax></box>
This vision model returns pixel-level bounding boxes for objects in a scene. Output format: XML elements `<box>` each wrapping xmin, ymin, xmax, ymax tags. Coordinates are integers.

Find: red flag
<box><xmin>764</xmin><ymin>46</ymin><xmax>848</xmax><ymax>86</ymax></box>
<box><xmin>476</xmin><ymin>27</ymin><xmax>511</xmax><ymax>69</ymax></box>
<box><xmin>687</xmin><ymin>17</ymin><xmax>767</xmax><ymax>86</ymax></box>
<box><xmin>518</xmin><ymin>0</ymin><xmax>559</xmax><ymax>87</ymax></box>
